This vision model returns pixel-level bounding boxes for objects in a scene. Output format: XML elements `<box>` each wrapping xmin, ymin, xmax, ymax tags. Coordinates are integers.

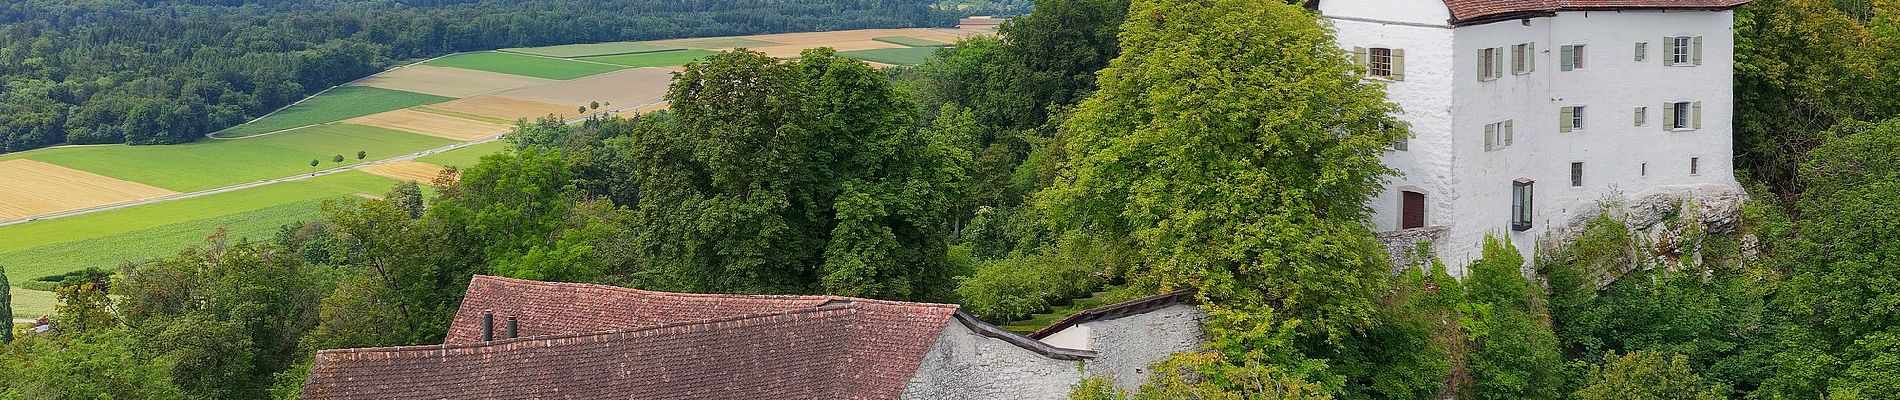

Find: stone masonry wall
<box><xmin>902</xmin><ymin>324</ymin><xmax>1082</xmax><ymax>400</ymax></box>
<box><xmin>1078</xmin><ymin>304</ymin><xmax>1209</xmax><ymax>390</ymax></box>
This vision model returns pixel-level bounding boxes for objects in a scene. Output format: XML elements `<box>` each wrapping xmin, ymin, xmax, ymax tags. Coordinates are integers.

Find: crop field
<box><xmin>217</xmin><ymin>86</ymin><xmax>453</xmax><ymax>138</ymax></box>
<box><xmin>840</xmin><ymin>47</ymin><xmax>943</xmax><ymax>66</ymax></box>
<box><xmin>10</xmin><ymin>287</ymin><xmax>53</xmax><ymax>322</ymax></box>
<box><xmin>426</xmin><ymin>96</ymin><xmax>583</xmax><ymax>122</ymax></box>
<box><xmin>653</xmin><ymin>37</ymin><xmax>783</xmax><ymax>50</ymax></box>
<box><xmin>0</xmin><ymin>171</ymin><xmax>399</xmax><ymax>282</ymax></box>
<box><xmin>350</xmin><ymin>65</ymin><xmax>553</xmax><ymax>98</ymax></box>
<box><xmin>424</xmin><ymin>52</ymin><xmax>626</xmax><ymax>80</ymax></box>
<box><xmin>873</xmin><ymin>36</ymin><xmax>951</xmax><ymax>47</ymax></box>
<box><xmin>360</xmin><ymin>161</ymin><xmax>449</xmax><ymax>183</ymax></box>
<box><xmin>416</xmin><ymin>141</ymin><xmax>510</xmax><ymax>168</ymax></box>
<box><xmin>348</xmin><ymin>109</ymin><xmax>513</xmax><ymax>141</ymax></box>
<box><xmin>0</xmin><ymin>124</ymin><xmax>453</xmax><ymax>192</ymax></box>
<box><xmin>0</xmin><ymin>160</ymin><xmax>177</xmax><ymax>220</ymax></box>
<box><xmin>500</xmin><ymin>41</ymin><xmax>682</xmax><ymax>58</ymax></box>
<box><xmin>578</xmin><ymin>50</ymin><xmax>718</xmax><ymax>68</ymax></box>
<box><xmin>490</xmin><ymin>68</ymin><xmax>674</xmax><ymax>110</ymax></box>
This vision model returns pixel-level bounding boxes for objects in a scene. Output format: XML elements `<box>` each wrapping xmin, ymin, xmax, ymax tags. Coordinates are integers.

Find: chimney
<box><xmin>482</xmin><ymin>310</ymin><xmax>495</xmax><ymax>342</ymax></box>
<box><xmin>506</xmin><ymin>316</ymin><xmax>519</xmax><ymax>339</ymax></box>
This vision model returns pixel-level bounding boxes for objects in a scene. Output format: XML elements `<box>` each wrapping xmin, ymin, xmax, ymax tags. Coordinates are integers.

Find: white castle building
<box><xmin>1321</xmin><ymin>0</ymin><xmax>1750</xmax><ymax>273</ymax></box>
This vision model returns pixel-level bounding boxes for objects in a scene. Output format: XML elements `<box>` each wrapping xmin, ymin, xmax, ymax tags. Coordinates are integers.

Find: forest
<box><xmin>6</xmin><ymin>0</ymin><xmax>1900</xmax><ymax>398</ymax></box>
<box><xmin>0</xmin><ymin>0</ymin><xmax>955</xmax><ymax>154</ymax></box>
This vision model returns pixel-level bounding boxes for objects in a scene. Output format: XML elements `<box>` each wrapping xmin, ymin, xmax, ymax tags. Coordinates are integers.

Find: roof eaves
<box><xmin>1028</xmin><ymin>290</ymin><xmax>1199</xmax><ymax>339</ymax></box>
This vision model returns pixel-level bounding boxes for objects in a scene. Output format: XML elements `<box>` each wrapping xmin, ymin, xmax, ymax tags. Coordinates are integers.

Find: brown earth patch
<box><xmin>0</xmin><ymin>159</ymin><xmax>178</xmax><ymax>220</ymax></box>
<box><xmin>347</xmin><ymin>109</ymin><xmax>513</xmax><ymax>141</ymax></box>
<box><xmin>352</xmin><ymin>65</ymin><xmax>555</xmax><ymax>98</ymax></box>
<box><xmin>425</xmin><ymin>96</ymin><xmax>579</xmax><ymax>122</ymax></box>
<box><xmin>488</xmin><ymin>68</ymin><xmax>674</xmax><ymax>113</ymax></box>
<box><xmin>359</xmin><ymin>161</ymin><xmax>449</xmax><ymax>183</ymax></box>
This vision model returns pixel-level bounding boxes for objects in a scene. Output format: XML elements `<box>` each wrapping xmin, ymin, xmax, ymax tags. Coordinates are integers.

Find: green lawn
<box><xmin>839</xmin><ymin>47</ymin><xmax>942</xmax><ymax>66</ymax></box>
<box><xmin>873</xmin><ymin>36</ymin><xmax>951</xmax><ymax>47</ymax></box>
<box><xmin>9</xmin><ymin>287</ymin><xmax>55</xmax><ymax>322</ymax></box>
<box><xmin>417</xmin><ymin>141</ymin><xmax>510</xmax><ymax>169</ymax></box>
<box><xmin>424</xmin><ymin>52</ymin><xmax>626</xmax><ymax>80</ymax></box>
<box><xmin>500</xmin><ymin>42</ymin><xmax>683</xmax><ymax>58</ymax></box>
<box><xmin>216</xmin><ymin>86</ymin><xmax>452</xmax><ymax>138</ymax></box>
<box><xmin>578</xmin><ymin>50</ymin><xmax>718</xmax><ymax>68</ymax></box>
<box><xmin>0</xmin><ymin>172</ymin><xmax>399</xmax><ymax>284</ymax></box>
<box><xmin>1</xmin><ymin>124</ymin><xmax>455</xmax><ymax>192</ymax></box>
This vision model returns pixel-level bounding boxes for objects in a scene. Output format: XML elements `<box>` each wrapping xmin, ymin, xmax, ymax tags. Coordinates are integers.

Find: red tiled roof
<box><xmin>303</xmin><ymin>276</ymin><xmax>964</xmax><ymax>399</ymax></box>
<box><xmin>1440</xmin><ymin>0</ymin><xmax>1751</xmax><ymax>25</ymax></box>
<box><xmin>446</xmin><ymin>275</ymin><xmax>845</xmax><ymax>343</ymax></box>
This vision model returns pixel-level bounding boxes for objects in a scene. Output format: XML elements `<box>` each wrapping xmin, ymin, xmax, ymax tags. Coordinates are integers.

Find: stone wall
<box><xmin>1378</xmin><ymin>225</ymin><xmax>1450</xmax><ymax>270</ymax></box>
<box><xmin>1071</xmin><ymin>304</ymin><xmax>1210</xmax><ymax>390</ymax></box>
<box><xmin>902</xmin><ymin>323</ymin><xmax>1083</xmax><ymax>400</ymax></box>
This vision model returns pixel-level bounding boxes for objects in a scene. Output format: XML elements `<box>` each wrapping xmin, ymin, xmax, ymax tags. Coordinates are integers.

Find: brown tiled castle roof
<box><xmin>1439</xmin><ymin>0</ymin><xmax>1751</xmax><ymax>25</ymax></box>
<box><xmin>302</xmin><ymin>276</ymin><xmax>964</xmax><ymax>400</ymax></box>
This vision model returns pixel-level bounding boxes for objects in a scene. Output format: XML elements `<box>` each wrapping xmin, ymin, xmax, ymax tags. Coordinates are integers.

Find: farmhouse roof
<box><xmin>302</xmin><ymin>275</ymin><xmax>1091</xmax><ymax>399</ymax></box>
<box><xmin>1028</xmin><ymin>290</ymin><xmax>1199</xmax><ymax>339</ymax></box>
<box><xmin>1439</xmin><ymin>0</ymin><xmax>1752</xmax><ymax>25</ymax></box>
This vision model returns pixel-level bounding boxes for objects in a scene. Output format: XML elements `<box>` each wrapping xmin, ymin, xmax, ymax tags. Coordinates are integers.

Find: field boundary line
<box><xmin>502</xmin><ymin>51</ymin><xmax>632</xmax><ymax>68</ymax></box>
<box><xmin>207</xmin><ymin>53</ymin><xmax>462</xmax><ymax>140</ymax></box>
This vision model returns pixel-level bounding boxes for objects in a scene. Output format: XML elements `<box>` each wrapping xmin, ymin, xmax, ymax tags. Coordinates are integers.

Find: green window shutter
<box><xmin>1528</xmin><ymin>43</ymin><xmax>1536</xmax><ymax>72</ymax></box>
<box><xmin>1663</xmin><ymin>102</ymin><xmax>1676</xmax><ymax>130</ymax></box>
<box><xmin>1493</xmin><ymin>48</ymin><xmax>1504</xmax><ymax>79</ymax></box>
<box><xmin>1664</xmin><ymin>37</ymin><xmax>1675</xmax><ymax>66</ymax></box>
<box><xmin>1635</xmin><ymin>42</ymin><xmax>1646</xmax><ymax>61</ymax></box>
<box><xmin>1635</xmin><ymin>107</ymin><xmax>1646</xmax><ymax>126</ymax></box>
<box><xmin>1478</xmin><ymin>49</ymin><xmax>1488</xmax><ymax>81</ymax></box>
<box><xmin>1560</xmin><ymin>45</ymin><xmax>1574</xmax><ymax>71</ymax></box>
<box><xmin>1559</xmin><ymin>107</ymin><xmax>1574</xmax><ymax>133</ymax></box>
<box><xmin>1354</xmin><ymin>46</ymin><xmax>1368</xmax><ymax>66</ymax></box>
<box><xmin>1693</xmin><ymin>36</ymin><xmax>1704</xmax><ymax>65</ymax></box>
<box><xmin>1485</xmin><ymin>123</ymin><xmax>1496</xmax><ymax>150</ymax></box>
<box><xmin>1504</xmin><ymin>120</ymin><xmax>1515</xmax><ymax>145</ymax></box>
<box><xmin>1391</xmin><ymin>48</ymin><xmax>1406</xmax><ymax>81</ymax></box>
<box><xmin>1693</xmin><ymin>101</ymin><xmax>1703</xmax><ymax>129</ymax></box>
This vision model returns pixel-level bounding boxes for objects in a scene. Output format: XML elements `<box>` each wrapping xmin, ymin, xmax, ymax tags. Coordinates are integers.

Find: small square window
<box><xmin>1369</xmin><ymin>48</ymin><xmax>1393</xmax><ymax>77</ymax></box>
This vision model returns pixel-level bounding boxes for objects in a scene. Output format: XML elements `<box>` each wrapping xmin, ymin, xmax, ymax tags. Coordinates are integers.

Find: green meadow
<box><xmin>578</xmin><ymin>50</ymin><xmax>718</xmax><ymax>68</ymax></box>
<box><xmin>417</xmin><ymin>141</ymin><xmax>511</xmax><ymax>169</ymax></box>
<box><xmin>0</xmin><ymin>171</ymin><xmax>399</xmax><ymax>284</ymax></box>
<box><xmin>8</xmin><ymin>288</ymin><xmax>54</xmax><ymax>322</ymax></box>
<box><xmin>872</xmin><ymin>36</ymin><xmax>950</xmax><ymax>47</ymax></box>
<box><xmin>1</xmin><ymin>124</ymin><xmax>455</xmax><ymax>192</ymax></box>
<box><xmin>500</xmin><ymin>41</ymin><xmax>682</xmax><ymax>58</ymax></box>
<box><xmin>840</xmin><ymin>47</ymin><xmax>942</xmax><ymax>66</ymax></box>
<box><xmin>216</xmin><ymin>86</ymin><xmax>452</xmax><ymax>138</ymax></box>
<box><xmin>424</xmin><ymin>52</ymin><xmax>626</xmax><ymax>80</ymax></box>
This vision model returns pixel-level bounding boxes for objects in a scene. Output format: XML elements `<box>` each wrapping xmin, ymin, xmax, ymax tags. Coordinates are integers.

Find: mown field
<box><xmin>579</xmin><ymin>50</ymin><xmax>719</xmax><ymax>68</ymax></box>
<box><xmin>216</xmin><ymin>86</ymin><xmax>452</xmax><ymax>138</ymax></box>
<box><xmin>423</xmin><ymin>52</ymin><xmax>626</xmax><ymax>80</ymax></box>
<box><xmin>500</xmin><ymin>41</ymin><xmax>682</xmax><ymax>58</ymax></box>
<box><xmin>0</xmin><ymin>124</ymin><xmax>454</xmax><ymax>192</ymax></box>
<box><xmin>840</xmin><ymin>47</ymin><xmax>942</xmax><ymax>66</ymax></box>
<box><xmin>0</xmin><ymin>172</ymin><xmax>400</xmax><ymax>319</ymax></box>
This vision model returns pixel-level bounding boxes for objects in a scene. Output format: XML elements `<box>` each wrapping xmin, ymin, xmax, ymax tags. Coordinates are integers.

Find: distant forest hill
<box><xmin>0</xmin><ymin>0</ymin><xmax>958</xmax><ymax>154</ymax></box>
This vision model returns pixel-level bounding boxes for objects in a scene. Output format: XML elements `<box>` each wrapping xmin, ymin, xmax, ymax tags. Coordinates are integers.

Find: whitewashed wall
<box><xmin>1325</xmin><ymin>17</ymin><xmax>1458</xmax><ymax>242</ymax></box>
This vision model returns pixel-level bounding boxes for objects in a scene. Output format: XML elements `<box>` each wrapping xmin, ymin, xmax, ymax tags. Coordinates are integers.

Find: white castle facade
<box><xmin>1320</xmin><ymin>0</ymin><xmax>1750</xmax><ymax>273</ymax></box>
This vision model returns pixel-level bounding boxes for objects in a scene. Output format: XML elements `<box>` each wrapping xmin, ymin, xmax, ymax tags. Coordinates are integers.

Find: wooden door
<box><xmin>1401</xmin><ymin>191</ymin><xmax>1426</xmax><ymax>229</ymax></box>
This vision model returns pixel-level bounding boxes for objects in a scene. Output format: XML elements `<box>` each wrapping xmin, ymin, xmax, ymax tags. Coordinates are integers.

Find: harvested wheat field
<box><xmin>745</xmin><ymin>28</ymin><xmax>976</xmax><ymax>49</ymax></box>
<box><xmin>347</xmin><ymin>109</ymin><xmax>513</xmax><ymax>141</ymax></box>
<box><xmin>359</xmin><ymin>161</ymin><xmax>448</xmax><ymax>183</ymax></box>
<box><xmin>351</xmin><ymin>65</ymin><xmax>555</xmax><ymax>98</ymax></box>
<box><xmin>424</xmin><ymin>96</ymin><xmax>579</xmax><ymax>122</ymax></box>
<box><xmin>0</xmin><ymin>160</ymin><xmax>178</xmax><ymax>220</ymax></box>
<box><xmin>490</xmin><ymin>68</ymin><xmax>674</xmax><ymax>110</ymax></box>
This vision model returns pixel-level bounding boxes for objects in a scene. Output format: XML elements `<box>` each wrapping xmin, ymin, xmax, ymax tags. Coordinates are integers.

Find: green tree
<box><xmin>387</xmin><ymin>180</ymin><xmax>426</xmax><ymax>219</ymax></box>
<box><xmin>1037</xmin><ymin>0</ymin><xmax>1405</xmax><ymax>342</ymax></box>
<box><xmin>1129</xmin><ymin>307</ymin><xmax>1336</xmax><ymax>399</ymax></box>
<box><xmin>1</xmin><ymin>265</ymin><xmax>11</xmax><ymax>345</ymax></box>
<box><xmin>1460</xmin><ymin>237</ymin><xmax>1564</xmax><ymax>400</ymax></box>
<box><xmin>356</xmin><ymin>150</ymin><xmax>366</xmax><ymax>160</ymax></box>
<box><xmin>1733</xmin><ymin>0</ymin><xmax>1899</xmax><ymax>198</ymax></box>
<box><xmin>0</xmin><ymin>329</ymin><xmax>185</xmax><ymax>399</ymax></box>
<box><xmin>1573</xmin><ymin>351</ymin><xmax>1724</xmax><ymax>400</ymax></box>
<box><xmin>332</xmin><ymin>154</ymin><xmax>344</xmax><ymax>164</ymax></box>
<box><xmin>629</xmin><ymin>49</ymin><xmax>962</xmax><ymax>300</ymax></box>
<box><xmin>310</xmin><ymin>159</ymin><xmax>319</xmax><ymax>168</ymax></box>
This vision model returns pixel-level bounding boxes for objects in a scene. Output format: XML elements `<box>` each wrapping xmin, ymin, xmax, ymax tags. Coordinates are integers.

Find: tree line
<box><xmin>0</xmin><ymin>0</ymin><xmax>955</xmax><ymax>154</ymax></box>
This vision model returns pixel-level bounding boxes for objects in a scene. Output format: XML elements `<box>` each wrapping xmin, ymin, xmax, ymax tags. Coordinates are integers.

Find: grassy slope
<box><xmin>424</xmin><ymin>52</ymin><xmax>625</xmax><ymax>80</ymax></box>
<box><xmin>500</xmin><ymin>42</ymin><xmax>682</xmax><ymax>58</ymax></box>
<box><xmin>415</xmin><ymin>141</ymin><xmax>510</xmax><ymax>169</ymax></box>
<box><xmin>1</xmin><ymin>124</ymin><xmax>454</xmax><ymax>192</ymax></box>
<box><xmin>578</xmin><ymin>50</ymin><xmax>718</xmax><ymax>68</ymax></box>
<box><xmin>839</xmin><ymin>47</ymin><xmax>941</xmax><ymax>66</ymax></box>
<box><xmin>0</xmin><ymin>172</ymin><xmax>398</xmax><ymax>282</ymax></box>
<box><xmin>217</xmin><ymin>86</ymin><xmax>453</xmax><ymax>138</ymax></box>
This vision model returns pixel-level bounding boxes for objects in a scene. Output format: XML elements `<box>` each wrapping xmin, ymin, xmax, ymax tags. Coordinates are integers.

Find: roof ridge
<box><xmin>315</xmin><ymin>303</ymin><xmax>861</xmax><ymax>360</ymax></box>
<box><xmin>1029</xmin><ymin>290</ymin><xmax>1199</xmax><ymax>339</ymax></box>
<box><xmin>469</xmin><ymin>275</ymin><xmax>964</xmax><ymax>309</ymax></box>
